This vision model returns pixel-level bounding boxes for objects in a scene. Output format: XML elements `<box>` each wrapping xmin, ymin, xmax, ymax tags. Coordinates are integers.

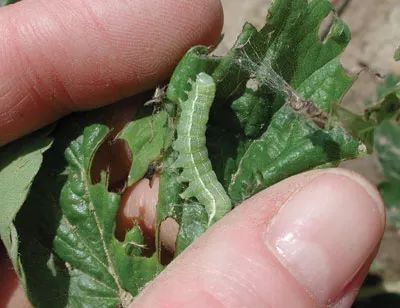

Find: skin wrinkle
<box><xmin>13</xmin><ymin>3</ymin><xmax>70</xmax><ymax>115</ymax></box>
<box><xmin>130</xmin><ymin>169</ymin><xmax>384</xmax><ymax>307</ymax></box>
<box><xmin>225</xmin><ymin>176</ymin><xmax>330</xmax><ymax>307</ymax></box>
<box><xmin>134</xmin><ymin>173</ymin><xmax>322</xmax><ymax>308</ymax></box>
<box><xmin>149</xmin><ymin>265</ymin><xmax>237</xmax><ymax>307</ymax></box>
<box><xmin>199</xmin><ymin>260</ymin><xmax>271</xmax><ymax>307</ymax></box>
<box><xmin>0</xmin><ymin>14</ymin><xmax>26</xmax><ymax>123</ymax></box>
<box><xmin>0</xmin><ymin>80</ymin><xmax>15</xmax><ymax>120</ymax></box>
<box><xmin>0</xmin><ymin>14</ymin><xmax>9</xmax><ymax>92</ymax></box>
<box><xmin>0</xmin><ymin>3</ymin><xmax>72</xmax><ymax>127</ymax></box>
<box><xmin>193</xmin><ymin>263</ymin><xmax>261</xmax><ymax>299</ymax></box>
<box><xmin>74</xmin><ymin>0</ymin><xmax>122</xmax><ymax>105</ymax></box>
<box><xmin>0</xmin><ymin>0</ymin><xmax>223</xmax><ymax>144</ymax></box>
<box><xmin>0</xmin><ymin>93</ymin><xmax>29</xmax><ymax>125</ymax></box>
<box><xmin>237</xmin><ymin>233</ymin><xmax>316</xmax><ymax>307</ymax></box>
<box><xmin>140</xmin><ymin>238</ymin><xmax>315</xmax><ymax>307</ymax></box>
<box><xmin>54</xmin><ymin>1</ymin><xmax>124</xmax><ymax>106</ymax></box>
<box><xmin>32</xmin><ymin>1</ymin><xmax>79</xmax><ymax>108</ymax></box>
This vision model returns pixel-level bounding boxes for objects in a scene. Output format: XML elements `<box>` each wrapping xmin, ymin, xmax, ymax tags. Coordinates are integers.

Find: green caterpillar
<box><xmin>172</xmin><ymin>73</ymin><xmax>232</xmax><ymax>225</ymax></box>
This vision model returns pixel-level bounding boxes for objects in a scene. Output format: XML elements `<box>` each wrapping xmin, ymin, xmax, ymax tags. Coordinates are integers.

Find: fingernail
<box><xmin>264</xmin><ymin>171</ymin><xmax>384</xmax><ymax>305</ymax></box>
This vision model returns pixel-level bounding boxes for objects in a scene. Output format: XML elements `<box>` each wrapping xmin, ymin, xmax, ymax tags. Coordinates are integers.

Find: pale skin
<box><xmin>0</xmin><ymin>1</ymin><xmax>385</xmax><ymax>307</ymax></box>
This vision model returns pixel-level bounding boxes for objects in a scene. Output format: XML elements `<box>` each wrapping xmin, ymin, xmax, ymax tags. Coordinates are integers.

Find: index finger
<box><xmin>0</xmin><ymin>0</ymin><xmax>223</xmax><ymax>145</ymax></box>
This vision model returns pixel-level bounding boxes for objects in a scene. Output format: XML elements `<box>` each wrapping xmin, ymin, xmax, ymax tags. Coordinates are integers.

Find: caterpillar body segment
<box><xmin>172</xmin><ymin>73</ymin><xmax>232</xmax><ymax>224</ymax></box>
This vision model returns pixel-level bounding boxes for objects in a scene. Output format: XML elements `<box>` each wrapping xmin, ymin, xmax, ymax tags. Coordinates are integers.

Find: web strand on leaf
<box><xmin>234</xmin><ymin>43</ymin><xmax>328</xmax><ymax>128</ymax></box>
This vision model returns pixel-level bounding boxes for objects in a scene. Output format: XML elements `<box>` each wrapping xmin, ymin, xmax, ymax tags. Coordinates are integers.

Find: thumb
<box><xmin>133</xmin><ymin>169</ymin><xmax>385</xmax><ymax>307</ymax></box>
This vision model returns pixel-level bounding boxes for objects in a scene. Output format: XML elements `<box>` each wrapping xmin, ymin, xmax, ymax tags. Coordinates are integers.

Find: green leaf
<box><xmin>371</xmin><ymin>76</ymin><xmax>400</xmax><ymax>229</ymax></box>
<box><xmin>206</xmin><ymin>126</ymin><xmax>242</xmax><ymax>188</ymax></box>
<box><xmin>11</xmin><ymin>117</ymin><xmax>162</xmax><ymax>307</ymax></box>
<box><xmin>52</xmin><ymin>124</ymin><xmax>161</xmax><ymax>307</ymax></box>
<box><xmin>228</xmin><ymin>106</ymin><xmax>364</xmax><ymax>203</ymax></box>
<box><xmin>175</xmin><ymin>202</ymin><xmax>208</xmax><ymax>255</ymax></box>
<box><xmin>375</xmin><ymin>74</ymin><xmax>400</xmax><ymax>101</ymax></box>
<box><xmin>218</xmin><ymin>0</ymin><xmax>352</xmax><ymax>117</ymax></box>
<box><xmin>0</xmin><ymin>130</ymin><xmax>53</xmax><ymax>274</ymax></box>
<box><xmin>0</xmin><ymin>0</ymin><xmax>18</xmax><ymax>6</ymax></box>
<box><xmin>163</xmin><ymin>0</ymin><xmax>363</xmax><ymax>246</ymax></box>
<box><xmin>366</xmin><ymin>75</ymin><xmax>400</xmax><ymax>124</ymax></box>
<box><xmin>334</xmin><ymin>74</ymin><xmax>400</xmax><ymax>149</ymax></box>
<box><xmin>6</xmin><ymin>0</ymin><xmax>378</xmax><ymax>303</ymax></box>
<box><xmin>375</xmin><ymin>121</ymin><xmax>400</xmax><ymax>184</ymax></box>
<box><xmin>156</xmin><ymin>153</ymin><xmax>184</xmax><ymax>225</ymax></box>
<box><xmin>155</xmin><ymin>151</ymin><xmax>184</xmax><ymax>257</ymax></box>
<box><xmin>167</xmin><ymin>46</ymin><xmax>220</xmax><ymax>104</ymax></box>
<box><xmin>13</xmin><ymin>116</ymin><xmax>110</xmax><ymax>307</ymax></box>
<box><xmin>379</xmin><ymin>182</ymin><xmax>400</xmax><ymax>229</ymax></box>
<box><xmin>230</xmin><ymin>87</ymin><xmax>272</xmax><ymax>137</ymax></box>
<box><xmin>333</xmin><ymin>106</ymin><xmax>376</xmax><ymax>150</ymax></box>
<box><xmin>220</xmin><ymin>0</ymin><xmax>360</xmax><ymax>203</ymax></box>
<box><xmin>395</xmin><ymin>46</ymin><xmax>400</xmax><ymax>61</ymax></box>
<box><xmin>118</xmin><ymin>111</ymin><xmax>172</xmax><ymax>186</ymax></box>
<box><xmin>375</xmin><ymin>121</ymin><xmax>400</xmax><ymax>229</ymax></box>
<box><xmin>212</xmin><ymin>23</ymin><xmax>257</xmax><ymax>100</ymax></box>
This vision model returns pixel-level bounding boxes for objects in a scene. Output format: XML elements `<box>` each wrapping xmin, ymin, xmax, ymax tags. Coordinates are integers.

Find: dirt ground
<box><xmin>220</xmin><ymin>0</ymin><xmax>400</xmax><ymax>298</ymax></box>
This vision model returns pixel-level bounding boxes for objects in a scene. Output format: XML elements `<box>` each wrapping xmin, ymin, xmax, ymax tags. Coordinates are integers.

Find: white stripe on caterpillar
<box><xmin>173</xmin><ymin>73</ymin><xmax>232</xmax><ymax>224</ymax></box>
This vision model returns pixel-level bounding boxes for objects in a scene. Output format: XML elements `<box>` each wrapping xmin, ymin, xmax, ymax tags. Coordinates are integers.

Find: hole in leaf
<box><xmin>91</xmin><ymin>138</ymin><xmax>132</xmax><ymax>192</ymax></box>
<box><xmin>116</xmin><ymin>175</ymin><xmax>160</xmax><ymax>257</ymax></box>
<box><xmin>90</xmin><ymin>97</ymin><xmax>142</xmax><ymax>192</ymax></box>
<box><xmin>318</xmin><ymin>11</ymin><xmax>335</xmax><ymax>42</ymax></box>
<box><xmin>0</xmin><ymin>241</ymin><xmax>6</xmax><ymax>259</ymax></box>
<box><xmin>159</xmin><ymin>217</ymin><xmax>179</xmax><ymax>266</ymax></box>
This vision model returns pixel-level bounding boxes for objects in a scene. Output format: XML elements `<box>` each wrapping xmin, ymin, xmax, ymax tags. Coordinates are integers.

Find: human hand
<box><xmin>131</xmin><ymin>169</ymin><xmax>384</xmax><ymax>307</ymax></box>
<box><xmin>0</xmin><ymin>0</ymin><xmax>222</xmax><ymax>145</ymax></box>
<box><xmin>0</xmin><ymin>1</ymin><xmax>385</xmax><ymax>307</ymax></box>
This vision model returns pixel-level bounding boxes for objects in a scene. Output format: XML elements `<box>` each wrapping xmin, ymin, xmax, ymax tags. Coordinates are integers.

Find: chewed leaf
<box><xmin>167</xmin><ymin>46</ymin><xmax>220</xmax><ymax>105</ymax></box>
<box><xmin>220</xmin><ymin>0</ymin><xmax>359</xmax><ymax>203</ymax></box>
<box><xmin>228</xmin><ymin>106</ymin><xmax>364</xmax><ymax>203</ymax></box>
<box><xmin>2</xmin><ymin>0</ymin><xmax>380</xmax><ymax>304</ymax></box>
<box><xmin>234</xmin><ymin>0</ymin><xmax>352</xmax><ymax>113</ymax></box>
<box><xmin>165</xmin><ymin>0</ymin><xmax>363</xmax><ymax>240</ymax></box>
<box><xmin>53</xmin><ymin>124</ymin><xmax>161</xmax><ymax>307</ymax></box>
<box><xmin>175</xmin><ymin>201</ymin><xmax>208</xmax><ymax>255</ymax></box>
<box><xmin>118</xmin><ymin>111</ymin><xmax>171</xmax><ymax>186</ymax></box>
